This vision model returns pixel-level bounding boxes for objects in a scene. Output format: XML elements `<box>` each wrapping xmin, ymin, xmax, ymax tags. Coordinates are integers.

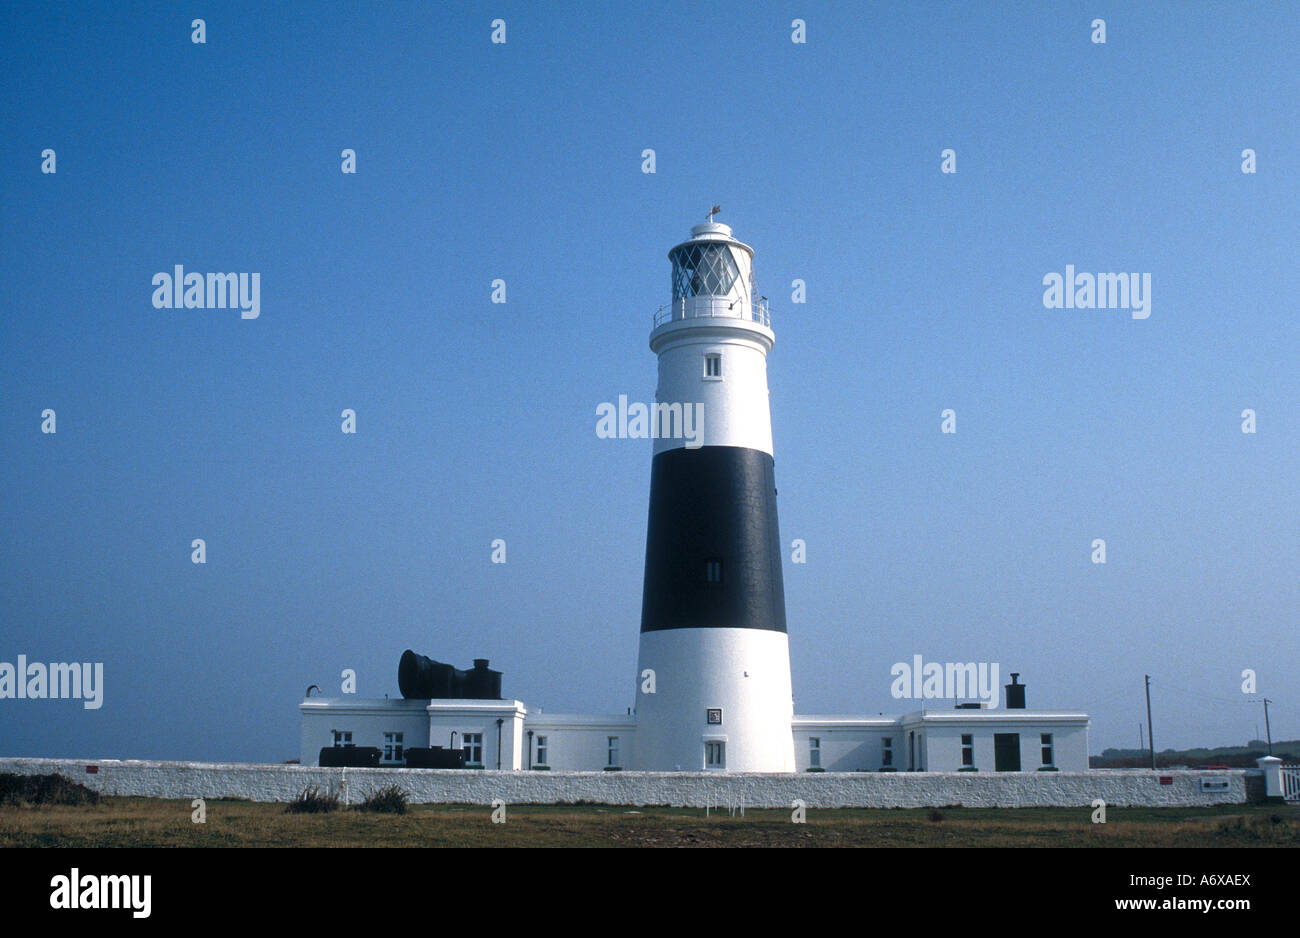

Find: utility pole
<box><xmin>1138</xmin><ymin>723</ymin><xmax>1144</xmax><ymax>752</ymax></box>
<box><xmin>1263</xmin><ymin>698</ymin><xmax>1273</xmax><ymax>755</ymax></box>
<box><xmin>1145</xmin><ymin>675</ymin><xmax>1155</xmax><ymax>770</ymax></box>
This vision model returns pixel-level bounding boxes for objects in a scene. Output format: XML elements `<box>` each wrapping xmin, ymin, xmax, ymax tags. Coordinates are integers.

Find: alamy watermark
<box><xmin>596</xmin><ymin>394</ymin><xmax>703</xmax><ymax>448</ymax></box>
<box><xmin>151</xmin><ymin>266</ymin><xmax>260</xmax><ymax>319</ymax></box>
<box><xmin>1042</xmin><ymin>266</ymin><xmax>1150</xmax><ymax>319</ymax></box>
<box><xmin>890</xmin><ymin>655</ymin><xmax>999</xmax><ymax>708</ymax></box>
<box><xmin>0</xmin><ymin>655</ymin><xmax>103</xmax><ymax>709</ymax></box>
<box><xmin>49</xmin><ymin>869</ymin><xmax>150</xmax><ymax>918</ymax></box>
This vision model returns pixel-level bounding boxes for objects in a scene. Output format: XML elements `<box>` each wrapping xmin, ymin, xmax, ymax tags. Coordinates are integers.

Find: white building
<box><xmin>300</xmin><ymin>218</ymin><xmax>1090</xmax><ymax>775</ymax></box>
<box><xmin>300</xmin><ymin>694</ymin><xmax>1089</xmax><ymax>773</ymax></box>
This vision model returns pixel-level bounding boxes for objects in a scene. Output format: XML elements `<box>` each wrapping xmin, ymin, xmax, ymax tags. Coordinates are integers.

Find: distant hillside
<box><xmin>1091</xmin><ymin>739</ymin><xmax>1300</xmax><ymax>769</ymax></box>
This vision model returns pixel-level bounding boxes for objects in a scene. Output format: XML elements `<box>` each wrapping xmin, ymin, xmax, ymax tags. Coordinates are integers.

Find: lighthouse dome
<box><xmin>656</xmin><ymin>220</ymin><xmax>767</xmax><ymax>333</ymax></box>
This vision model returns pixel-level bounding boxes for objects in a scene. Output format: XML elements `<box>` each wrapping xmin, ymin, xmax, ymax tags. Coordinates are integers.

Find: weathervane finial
<box><xmin>707</xmin><ymin>204</ymin><xmax>721</xmax><ymax>222</ymax></box>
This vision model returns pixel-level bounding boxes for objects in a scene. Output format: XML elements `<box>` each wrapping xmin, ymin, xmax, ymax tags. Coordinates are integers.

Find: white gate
<box><xmin>1282</xmin><ymin>764</ymin><xmax>1300</xmax><ymax>802</ymax></box>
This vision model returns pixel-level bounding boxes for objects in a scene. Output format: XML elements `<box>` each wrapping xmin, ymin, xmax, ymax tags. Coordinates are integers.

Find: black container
<box><xmin>318</xmin><ymin>746</ymin><xmax>382</xmax><ymax>768</ymax></box>
<box><xmin>403</xmin><ymin>746</ymin><xmax>467</xmax><ymax>769</ymax></box>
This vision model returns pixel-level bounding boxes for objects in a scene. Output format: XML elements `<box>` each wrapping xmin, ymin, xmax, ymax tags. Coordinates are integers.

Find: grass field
<box><xmin>2</xmin><ymin>799</ymin><xmax>1297</xmax><ymax>847</ymax></box>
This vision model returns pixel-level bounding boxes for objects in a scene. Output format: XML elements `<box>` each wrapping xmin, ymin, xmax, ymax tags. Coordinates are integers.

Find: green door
<box><xmin>994</xmin><ymin>733</ymin><xmax>1021</xmax><ymax>771</ymax></box>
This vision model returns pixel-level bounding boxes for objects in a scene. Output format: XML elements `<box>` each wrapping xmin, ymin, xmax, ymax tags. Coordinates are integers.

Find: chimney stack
<box><xmin>1005</xmin><ymin>672</ymin><xmax>1026</xmax><ymax>709</ymax></box>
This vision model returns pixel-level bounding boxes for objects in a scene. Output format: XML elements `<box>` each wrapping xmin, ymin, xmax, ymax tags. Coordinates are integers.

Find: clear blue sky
<box><xmin>1</xmin><ymin>1</ymin><xmax>1295</xmax><ymax>762</ymax></box>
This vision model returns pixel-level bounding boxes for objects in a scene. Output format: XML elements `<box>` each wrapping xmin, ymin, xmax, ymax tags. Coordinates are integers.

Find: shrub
<box><xmin>0</xmin><ymin>773</ymin><xmax>100</xmax><ymax>807</ymax></box>
<box><xmin>928</xmin><ymin>810</ymin><xmax>945</xmax><ymax>823</ymax></box>
<box><xmin>355</xmin><ymin>784</ymin><xmax>408</xmax><ymax>814</ymax></box>
<box><xmin>285</xmin><ymin>786</ymin><xmax>339</xmax><ymax>814</ymax></box>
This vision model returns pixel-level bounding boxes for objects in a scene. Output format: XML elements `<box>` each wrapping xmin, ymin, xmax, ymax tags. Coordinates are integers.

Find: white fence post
<box><xmin>1257</xmin><ymin>756</ymin><xmax>1283</xmax><ymax>799</ymax></box>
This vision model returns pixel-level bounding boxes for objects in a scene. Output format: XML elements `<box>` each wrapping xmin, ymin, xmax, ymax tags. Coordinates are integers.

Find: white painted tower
<box><xmin>632</xmin><ymin>217</ymin><xmax>796</xmax><ymax>772</ymax></box>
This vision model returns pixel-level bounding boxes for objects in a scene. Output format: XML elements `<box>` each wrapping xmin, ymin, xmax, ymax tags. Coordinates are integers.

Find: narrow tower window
<box><xmin>1041</xmin><ymin>733</ymin><xmax>1054</xmax><ymax>767</ymax></box>
<box><xmin>704</xmin><ymin>740</ymin><xmax>726</xmax><ymax>769</ymax></box>
<box><xmin>961</xmin><ymin>733</ymin><xmax>974</xmax><ymax>767</ymax></box>
<box><xmin>809</xmin><ymin>737</ymin><xmax>821</xmax><ymax>768</ymax></box>
<box><xmin>704</xmin><ymin>559</ymin><xmax>723</xmax><ymax>584</ymax></box>
<box><xmin>704</xmin><ymin>352</ymin><xmax>722</xmax><ymax>379</ymax></box>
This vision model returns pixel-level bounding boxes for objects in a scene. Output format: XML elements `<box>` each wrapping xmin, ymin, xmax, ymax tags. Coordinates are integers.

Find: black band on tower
<box><xmin>640</xmin><ymin>445</ymin><xmax>787</xmax><ymax>633</ymax></box>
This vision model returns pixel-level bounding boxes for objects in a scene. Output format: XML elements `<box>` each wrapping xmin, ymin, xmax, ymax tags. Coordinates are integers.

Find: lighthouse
<box><xmin>301</xmin><ymin>215</ymin><xmax>1092</xmax><ymax>778</ymax></box>
<box><xmin>632</xmin><ymin>216</ymin><xmax>796</xmax><ymax>772</ymax></box>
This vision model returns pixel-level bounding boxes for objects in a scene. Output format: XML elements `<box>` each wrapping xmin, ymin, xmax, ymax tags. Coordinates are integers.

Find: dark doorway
<box><xmin>994</xmin><ymin>733</ymin><xmax>1021</xmax><ymax>772</ymax></box>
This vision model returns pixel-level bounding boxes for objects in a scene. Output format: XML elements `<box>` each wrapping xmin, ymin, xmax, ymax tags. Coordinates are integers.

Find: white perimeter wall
<box><xmin>0</xmin><ymin>758</ymin><xmax>1251</xmax><ymax>808</ymax></box>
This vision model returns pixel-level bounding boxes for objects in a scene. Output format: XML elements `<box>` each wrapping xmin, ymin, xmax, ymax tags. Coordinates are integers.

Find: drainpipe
<box><xmin>527</xmin><ymin>730</ymin><xmax>533</xmax><ymax>770</ymax></box>
<box><xmin>496</xmin><ymin>718</ymin><xmax>504</xmax><ymax>769</ymax></box>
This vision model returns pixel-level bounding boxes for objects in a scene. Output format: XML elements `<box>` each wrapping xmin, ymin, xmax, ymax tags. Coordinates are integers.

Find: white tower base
<box><xmin>633</xmin><ymin>627</ymin><xmax>795</xmax><ymax>772</ymax></box>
